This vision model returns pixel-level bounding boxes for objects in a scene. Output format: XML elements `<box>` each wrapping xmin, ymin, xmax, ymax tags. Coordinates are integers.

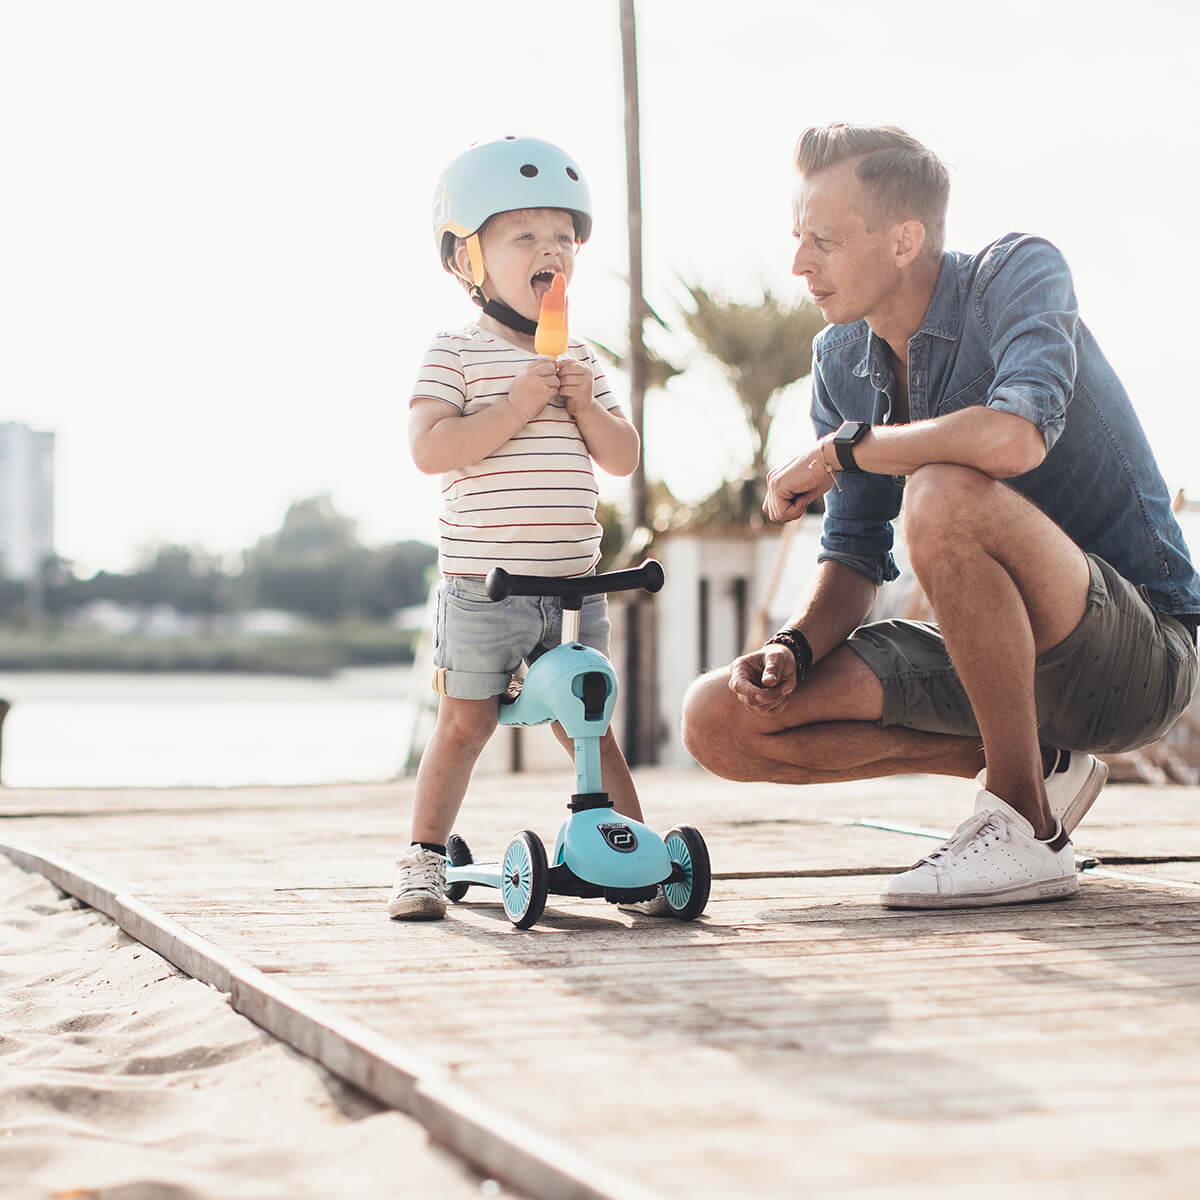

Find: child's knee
<box><xmin>437</xmin><ymin>698</ymin><xmax>498</xmax><ymax>750</ymax></box>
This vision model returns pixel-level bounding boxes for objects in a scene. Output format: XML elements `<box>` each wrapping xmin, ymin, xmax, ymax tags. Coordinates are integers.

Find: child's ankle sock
<box><xmin>413</xmin><ymin>841</ymin><xmax>447</xmax><ymax>857</ymax></box>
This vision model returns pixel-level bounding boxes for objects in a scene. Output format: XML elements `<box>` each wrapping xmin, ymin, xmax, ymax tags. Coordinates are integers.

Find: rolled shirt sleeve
<box><xmin>980</xmin><ymin>238</ymin><xmax>1079</xmax><ymax>452</ymax></box>
<box><xmin>810</xmin><ymin>353</ymin><xmax>903</xmax><ymax>585</ymax></box>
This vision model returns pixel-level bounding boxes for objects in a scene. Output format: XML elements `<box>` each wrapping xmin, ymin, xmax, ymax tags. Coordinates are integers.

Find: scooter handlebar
<box><xmin>486</xmin><ymin>558</ymin><xmax>665</xmax><ymax>602</ymax></box>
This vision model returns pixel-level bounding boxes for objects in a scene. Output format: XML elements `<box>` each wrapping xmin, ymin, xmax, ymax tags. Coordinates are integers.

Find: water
<box><xmin>0</xmin><ymin>667</ymin><xmax>418</xmax><ymax>788</ymax></box>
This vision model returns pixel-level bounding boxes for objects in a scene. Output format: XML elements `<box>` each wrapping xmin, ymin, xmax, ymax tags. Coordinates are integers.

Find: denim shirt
<box><xmin>811</xmin><ymin>232</ymin><xmax>1200</xmax><ymax>618</ymax></box>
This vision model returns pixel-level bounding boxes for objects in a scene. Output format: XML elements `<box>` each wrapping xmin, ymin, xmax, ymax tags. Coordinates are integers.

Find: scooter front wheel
<box><xmin>445</xmin><ymin>833</ymin><xmax>473</xmax><ymax>903</ymax></box>
<box><xmin>501</xmin><ymin>830</ymin><xmax>549</xmax><ymax>929</ymax></box>
<box><xmin>662</xmin><ymin>826</ymin><xmax>711</xmax><ymax>921</ymax></box>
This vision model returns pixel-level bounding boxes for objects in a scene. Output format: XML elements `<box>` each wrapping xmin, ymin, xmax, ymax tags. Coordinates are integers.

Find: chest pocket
<box><xmin>936</xmin><ymin>365</ymin><xmax>993</xmax><ymax>416</ymax></box>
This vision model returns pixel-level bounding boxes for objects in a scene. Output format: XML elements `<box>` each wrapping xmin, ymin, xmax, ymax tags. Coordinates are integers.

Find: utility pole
<box><xmin>620</xmin><ymin>0</ymin><xmax>648</xmax><ymax>535</ymax></box>
<box><xmin>619</xmin><ymin>0</ymin><xmax>655</xmax><ymax>765</ymax></box>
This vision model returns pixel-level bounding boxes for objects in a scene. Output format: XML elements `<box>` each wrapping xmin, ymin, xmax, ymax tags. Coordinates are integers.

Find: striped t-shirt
<box><xmin>411</xmin><ymin>324</ymin><xmax>622</xmax><ymax>578</ymax></box>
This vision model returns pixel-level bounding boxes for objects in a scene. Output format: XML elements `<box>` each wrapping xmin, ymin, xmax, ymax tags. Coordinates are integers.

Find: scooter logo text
<box><xmin>597</xmin><ymin>823</ymin><xmax>638</xmax><ymax>853</ymax></box>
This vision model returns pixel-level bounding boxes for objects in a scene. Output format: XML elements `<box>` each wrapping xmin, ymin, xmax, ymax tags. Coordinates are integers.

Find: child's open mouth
<box><xmin>531</xmin><ymin>270</ymin><xmax>558</xmax><ymax>300</ymax></box>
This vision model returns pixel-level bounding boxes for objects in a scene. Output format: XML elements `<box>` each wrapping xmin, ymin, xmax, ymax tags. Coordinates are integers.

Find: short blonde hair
<box><xmin>795</xmin><ymin>124</ymin><xmax>950</xmax><ymax>259</ymax></box>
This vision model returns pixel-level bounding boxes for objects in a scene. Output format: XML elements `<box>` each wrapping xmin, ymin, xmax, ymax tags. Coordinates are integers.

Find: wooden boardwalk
<box><xmin>4</xmin><ymin>766</ymin><xmax>1200</xmax><ymax>1199</ymax></box>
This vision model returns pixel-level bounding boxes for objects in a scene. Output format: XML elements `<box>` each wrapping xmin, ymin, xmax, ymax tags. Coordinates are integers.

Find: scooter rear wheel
<box><xmin>662</xmin><ymin>826</ymin><xmax>711</xmax><ymax>921</ymax></box>
<box><xmin>445</xmin><ymin>833</ymin><xmax>473</xmax><ymax>903</ymax></box>
<box><xmin>501</xmin><ymin>830</ymin><xmax>549</xmax><ymax>929</ymax></box>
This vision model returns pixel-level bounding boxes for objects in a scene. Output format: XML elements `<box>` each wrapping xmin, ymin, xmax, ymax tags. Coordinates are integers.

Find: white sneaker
<box><xmin>1044</xmin><ymin>750</ymin><xmax>1107</xmax><ymax>834</ymax></box>
<box><xmin>881</xmin><ymin>791</ymin><xmax>1079</xmax><ymax>909</ymax></box>
<box><xmin>387</xmin><ymin>847</ymin><xmax>447</xmax><ymax>920</ymax></box>
<box><xmin>620</xmin><ymin>886</ymin><xmax>672</xmax><ymax>917</ymax></box>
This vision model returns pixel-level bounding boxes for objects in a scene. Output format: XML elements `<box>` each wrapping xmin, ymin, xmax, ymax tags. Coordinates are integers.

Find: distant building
<box><xmin>0</xmin><ymin>422</ymin><xmax>55</xmax><ymax>580</ymax></box>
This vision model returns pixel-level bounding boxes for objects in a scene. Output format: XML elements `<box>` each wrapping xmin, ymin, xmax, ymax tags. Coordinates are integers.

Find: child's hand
<box><xmin>556</xmin><ymin>357</ymin><xmax>595</xmax><ymax>418</ymax></box>
<box><xmin>506</xmin><ymin>360</ymin><xmax>560</xmax><ymax>421</ymax></box>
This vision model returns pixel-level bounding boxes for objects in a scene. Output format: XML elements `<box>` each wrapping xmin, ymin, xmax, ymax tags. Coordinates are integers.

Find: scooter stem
<box><xmin>574</xmin><ymin>734</ymin><xmax>604</xmax><ymax>795</ymax></box>
<box><xmin>562</xmin><ymin>596</ymin><xmax>582</xmax><ymax>644</ymax></box>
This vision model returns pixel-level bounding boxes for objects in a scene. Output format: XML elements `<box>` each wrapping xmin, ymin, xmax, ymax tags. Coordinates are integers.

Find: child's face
<box><xmin>472</xmin><ymin>208</ymin><xmax>578</xmax><ymax>321</ymax></box>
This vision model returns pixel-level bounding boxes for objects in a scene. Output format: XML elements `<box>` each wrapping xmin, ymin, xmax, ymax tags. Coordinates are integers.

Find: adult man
<box><xmin>682</xmin><ymin>124</ymin><xmax>1199</xmax><ymax>909</ymax></box>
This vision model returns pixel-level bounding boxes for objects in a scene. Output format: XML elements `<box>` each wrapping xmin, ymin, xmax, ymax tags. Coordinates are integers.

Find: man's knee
<box><xmin>904</xmin><ymin>464</ymin><xmax>990</xmax><ymax>545</ymax></box>
<box><xmin>681</xmin><ymin>670</ymin><xmax>748</xmax><ymax>776</ymax></box>
<box><xmin>903</xmin><ymin>464</ymin><xmax>1003</xmax><ymax>578</ymax></box>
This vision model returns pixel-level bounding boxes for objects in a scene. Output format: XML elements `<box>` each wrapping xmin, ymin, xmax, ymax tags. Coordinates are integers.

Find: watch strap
<box><xmin>833</xmin><ymin>437</ymin><xmax>862</xmax><ymax>473</ymax></box>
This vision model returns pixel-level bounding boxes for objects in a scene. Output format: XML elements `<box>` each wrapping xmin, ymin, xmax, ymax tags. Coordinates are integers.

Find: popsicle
<box><xmin>534</xmin><ymin>273</ymin><xmax>569</xmax><ymax>357</ymax></box>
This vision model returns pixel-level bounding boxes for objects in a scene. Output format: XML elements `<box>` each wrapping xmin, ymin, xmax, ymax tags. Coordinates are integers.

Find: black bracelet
<box><xmin>764</xmin><ymin>627</ymin><xmax>813</xmax><ymax>680</ymax></box>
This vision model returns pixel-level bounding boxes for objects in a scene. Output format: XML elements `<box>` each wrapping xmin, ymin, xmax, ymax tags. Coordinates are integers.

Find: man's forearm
<box><xmin>782</xmin><ymin>560</ymin><xmax>878</xmax><ymax>664</ymax></box>
<box><xmin>843</xmin><ymin>407</ymin><xmax>1047</xmax><ymax>480</ymax></box>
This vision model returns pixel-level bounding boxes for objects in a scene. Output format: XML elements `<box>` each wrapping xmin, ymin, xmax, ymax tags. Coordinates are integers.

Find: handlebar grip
<box><xmin>485</xmin><ymin>569</ymin><xmax>514</xmax><ymax>601</ymax></box>
<box><xmin>485</xmin><ymin>558</ymin><xmax>665</xmax><ymax>602</ymax></box>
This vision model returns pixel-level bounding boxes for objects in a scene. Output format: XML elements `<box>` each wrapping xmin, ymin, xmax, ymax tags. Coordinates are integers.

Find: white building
<box><xmin>0</xmin><ymin>422</ymin><xmax>55</xmax><ymax>580</ymax></box>
<box><xmin>653</xmin><ymin>525</ymin><xmax>827</xmax><ymax>767</ymax></box>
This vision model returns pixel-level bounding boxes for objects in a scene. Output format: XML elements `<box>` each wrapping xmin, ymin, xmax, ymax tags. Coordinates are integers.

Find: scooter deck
<box><xmin>444</xmin><ymin>860</ymin><xmax>682</xmax><ymax>903</ymax></box>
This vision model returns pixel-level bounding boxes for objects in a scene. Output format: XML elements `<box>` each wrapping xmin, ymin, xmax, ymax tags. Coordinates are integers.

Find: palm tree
<box><xmin>679</xmin><ymin>282</ymin><xmax>827</xmax><ymax>522</ymax></box>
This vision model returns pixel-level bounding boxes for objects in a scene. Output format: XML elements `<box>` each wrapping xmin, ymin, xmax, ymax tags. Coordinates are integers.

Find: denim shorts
<box><xmin>846</xmin><ymin>554</ymin><xmax>1199</xmax><ymax>753</ymax></box>
<box><xmin>432</xmin><ymin>574</ymin><xmax>611</xmax><ymax>700</ymax></box>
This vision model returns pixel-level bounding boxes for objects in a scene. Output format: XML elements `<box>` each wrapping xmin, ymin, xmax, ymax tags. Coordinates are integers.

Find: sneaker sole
<box><xmin>1057</xmin><ymin>757</ymin><xmax>1109</xmax><ymax>835</ymax></box>
<box><xmin>881</xmin><ymin>874</ymin><xmax>1079</xmax><ymax>910</ymax></box>
<box><xmin>619</xmin><ymin>899</ymin><xmax>673</xmax><ymax>917</ymax></box>
<box><xmin>387</xmin><ymin>901</ymin><xmax>446</xmax><ymax>920</ymax></box>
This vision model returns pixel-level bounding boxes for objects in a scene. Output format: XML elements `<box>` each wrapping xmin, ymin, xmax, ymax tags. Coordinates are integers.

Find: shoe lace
<box><xmin>920</xmin><ymin>810</ymin><xmax>1009</xmax><ymax>869</ymax></box>
<box><xmin>399</xmin><ymin>852</ymin><xmax>445</xmax><ymax>892</ymax></box>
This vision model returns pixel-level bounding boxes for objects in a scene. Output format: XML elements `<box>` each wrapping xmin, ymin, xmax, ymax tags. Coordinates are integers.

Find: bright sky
<box><xmin>2</xmin><ymin>0</ymin><xmax>1197</xmax><ymax>573</ymax></box>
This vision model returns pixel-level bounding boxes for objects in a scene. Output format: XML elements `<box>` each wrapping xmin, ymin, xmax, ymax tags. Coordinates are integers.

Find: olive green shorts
<box><xmin>845</xmin><ymin>554</ymin><xmax>1199</xmax><ymax>754</ymax></box>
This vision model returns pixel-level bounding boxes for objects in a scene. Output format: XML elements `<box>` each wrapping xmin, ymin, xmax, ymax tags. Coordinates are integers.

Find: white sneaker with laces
<box><xmin>880</xmin><ymin>791</ymin><xmax>1079</xmax><ymax>909</ymax></box>
<box><xmin>1044</xmin><ymin>750</ymin><xmax>1107</xmax><ymax>834</ymax></box>
<box><xmin>619</xmin><ymin>886</ymin><xmax>671</xmax><ymax>917</ymax></box>
<box><xmin>387</xmin><ymin>846</ymin><xmax>447</xmax><ymax>920</ymax></box>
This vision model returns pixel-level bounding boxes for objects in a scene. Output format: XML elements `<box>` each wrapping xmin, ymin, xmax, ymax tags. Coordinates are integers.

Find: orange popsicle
<box><xmin>534</xmin><ymin>273</ymin><xmax>568</xmax><ymax>357</ymax></box>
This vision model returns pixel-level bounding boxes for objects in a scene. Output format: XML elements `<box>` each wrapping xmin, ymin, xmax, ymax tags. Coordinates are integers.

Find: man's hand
<box><xmin>555</xmin><ymin>357</ymin><xmax>595</xmax><ymax>417</ymax></box>
<box><xmin>727</xmin><ymin>644</ymin><xmax>800</xmax><ymax>712</ymax></box>
<box><xmin>763</xmin><ymin>444</ymin><xmax>837</xmax><ymax>523</ymax></box>
<box><xmin>507</xmin><ymin>359</ymin><xmax>560</xmax><ymax>421</ymax></box>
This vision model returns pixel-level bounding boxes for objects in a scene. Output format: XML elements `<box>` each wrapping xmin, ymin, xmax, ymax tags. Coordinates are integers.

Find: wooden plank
<box><xmin>0</xmin><ymin>838</ymin><xmax>667</xmax><ymax>1200</ymax></box>
<box><xmin>7</xmin><ymin>770</ymin><xmax>1200</xmax><ymax>1198</ymax></box>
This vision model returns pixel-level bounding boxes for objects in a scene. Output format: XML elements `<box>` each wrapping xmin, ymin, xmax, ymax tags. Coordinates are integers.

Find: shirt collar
<box><xmin>916</xmin><ymin>251</ymin><xmax>963</xmax><ymax>341</ymax></box>
<box><xmin>851</xmin><ymin>333</ymin><xmax>891</xmax><ymax>388</ymax></box>
<box><xmin>851</xmin><ymin>252</ymin><xmax>962</xmax><ymax>386</ymax></box>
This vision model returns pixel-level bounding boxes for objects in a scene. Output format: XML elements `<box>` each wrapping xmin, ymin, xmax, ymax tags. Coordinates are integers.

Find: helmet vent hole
<box><xmin>520</xmin><ymin>163</ymin><xmax>539</xmax><ymax>178</ymax></box>
<box><xmin>566</xmin><ymin>167</ymin><xmax>579</xmax><ymax>181</ymax></box>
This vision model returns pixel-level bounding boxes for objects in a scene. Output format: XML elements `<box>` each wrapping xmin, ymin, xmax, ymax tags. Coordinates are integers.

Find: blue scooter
<box><xmin>444</xmin><ymin>559</ymin><xmax>711</xmax><ymax>930</ymax></box>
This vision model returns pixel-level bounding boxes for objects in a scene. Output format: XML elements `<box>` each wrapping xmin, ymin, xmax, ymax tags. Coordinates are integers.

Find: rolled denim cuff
<box><xmin>817</xmin><ymin>549</ymin><xmax>900</xmax><ymax>587</ymax></box>
<box><xmin>988</xmin><ymin>385</ymin><xmax>1066</xmax><ymax>451</ymax></box>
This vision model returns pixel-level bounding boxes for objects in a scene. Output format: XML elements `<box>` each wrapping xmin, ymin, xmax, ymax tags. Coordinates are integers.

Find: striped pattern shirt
<box><xmin>412</xmin><ymin>324</ymin><xmax>622</xmax><ymax>578</ymax></box>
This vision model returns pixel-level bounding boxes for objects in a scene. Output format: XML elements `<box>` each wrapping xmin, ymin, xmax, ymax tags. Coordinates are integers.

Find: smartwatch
<box><xmin>833</xmin><ymin>420</ymin><xmax>871</xmax><ymax>473</ymax></box>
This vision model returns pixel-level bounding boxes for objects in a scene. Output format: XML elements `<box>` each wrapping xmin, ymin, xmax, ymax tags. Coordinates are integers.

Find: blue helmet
<box><xmin>433</xmin><ymin>136</ymin><xmax>593</xmax><ymax>277</ymax></box>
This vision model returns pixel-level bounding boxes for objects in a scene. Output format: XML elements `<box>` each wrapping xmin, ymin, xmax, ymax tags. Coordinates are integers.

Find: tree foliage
<box><xmin>240</xmin><ymin>496</ymin><xmax>435</xmax><ymax>621</ymax></box>
<box><xmin>2</xmin><ymin>496</ymin><xmax>437</xmax><ymax>626</ymax></box>
<box><xmin>679</xmin><ymin>283</ymin><xmax>827</xmax><ymax>501</ymax></box>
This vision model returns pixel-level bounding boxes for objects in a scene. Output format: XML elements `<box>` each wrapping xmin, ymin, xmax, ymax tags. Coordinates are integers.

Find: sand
<box><xmin>0</xmin><ymin>858</ymin><xmax>508</xmax><ymax>1200</ymax></box>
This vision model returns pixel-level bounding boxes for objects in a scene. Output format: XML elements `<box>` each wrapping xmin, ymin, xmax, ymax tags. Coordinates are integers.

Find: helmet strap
<box><xmin>482</xmin><ymin>298</ymin><xmax>538</xmax><ymax>336</ymax></box>
<box><xmin>465</xmin><ymin>234</ymin><xmax>485</xmax><ymax>286</ymax></box>
<box><xmin>459</xmin><ymin>232</ymin><xmax>539</xmax><ymax>335</ymax></box>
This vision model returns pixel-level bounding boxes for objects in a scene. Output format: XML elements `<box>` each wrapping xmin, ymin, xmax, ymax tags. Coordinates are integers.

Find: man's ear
<box><xmin>893</xmin><ymin>219</ymin><xmax>927</xmax><ymax>269</ymax></box>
